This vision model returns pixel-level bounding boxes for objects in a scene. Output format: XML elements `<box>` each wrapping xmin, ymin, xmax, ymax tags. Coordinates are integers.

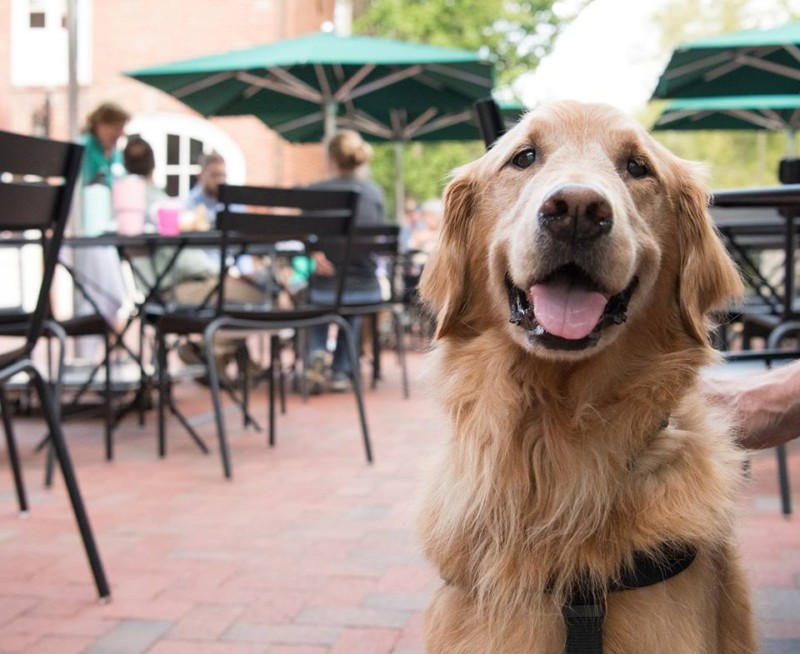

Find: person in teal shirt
<box><xmin>81</xmin><ymin>102</ymin><xmax>130</xmax><ymax>187</ymax></box>
<box><xmin>74</xmin><ymin>102</ymin><xmax>131</xmax><ymax>339</ymax></box>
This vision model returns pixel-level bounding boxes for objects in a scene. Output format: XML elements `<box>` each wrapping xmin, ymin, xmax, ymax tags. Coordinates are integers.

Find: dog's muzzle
<box><xmin>505</xmin><ymin>270</ymin><xmax>638</xmax><ymax>351</ymax></box>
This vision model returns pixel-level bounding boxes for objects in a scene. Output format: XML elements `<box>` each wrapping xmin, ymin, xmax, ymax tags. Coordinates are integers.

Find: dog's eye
<box><xmin>626</xmin><ymin>158</ymin><xmax>650</xmax><ymax>179</ymax></box>
<box><xmin>511</xmin><ymin>148</ymin><xmax>537</xmax><ymax>169</ymax></box>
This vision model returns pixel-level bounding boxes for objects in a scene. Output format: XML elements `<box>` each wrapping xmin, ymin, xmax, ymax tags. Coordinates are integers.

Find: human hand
<box><xmin>701</xmin><ymin>361</ymin><xmax>800</xmax><ymax>449</ymax></box>
<box><xmin>312</xmin><ymin>251</ymin><xmax>335</xmax><ymax>276</ymax></box>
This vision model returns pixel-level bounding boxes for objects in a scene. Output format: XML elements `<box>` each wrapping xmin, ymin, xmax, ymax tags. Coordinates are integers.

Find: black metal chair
<box><xmin>0</xmin><ymin>129</ymin><xmax>110</xmax><ymax>599</ymax></box>
<box><xmin>339</xmin><ymin>225</ymin><xmax>410</xmax><ymax>398</ymax></box>
<box><xmin>147</xmin><ymin>185</ymin><xmax>372</xmax><ymax>479</ymax></box>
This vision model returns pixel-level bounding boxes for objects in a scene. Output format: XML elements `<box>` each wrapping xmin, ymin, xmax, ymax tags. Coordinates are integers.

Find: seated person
<box><xmin>122</xmin><ymin>136</ymin><xmax>168</xmax><ymax>231</ymax></box>
<box><xmin>306</xmin><ymin>130</ymin><xmax>387</xmax><ymax>393</ymax></box>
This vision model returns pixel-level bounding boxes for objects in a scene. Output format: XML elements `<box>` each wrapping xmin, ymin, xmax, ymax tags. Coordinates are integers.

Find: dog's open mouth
<box><xmin>506</xmin><ymin>264</ymin><xmax>639</xmax><ymax>350</ymax></box>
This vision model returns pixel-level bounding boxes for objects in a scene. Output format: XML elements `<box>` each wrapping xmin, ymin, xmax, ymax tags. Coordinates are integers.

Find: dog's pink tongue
<box><xmin>530</xmin><ymin>278</ymin><xmax>608</xmax><ymax>340</ymax></box>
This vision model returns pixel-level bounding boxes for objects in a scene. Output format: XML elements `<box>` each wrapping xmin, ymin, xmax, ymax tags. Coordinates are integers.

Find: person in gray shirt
<box><xmin>306</xmin><ymin>130</ymin><xmax>387</xmax><ymax>393</ymax></box>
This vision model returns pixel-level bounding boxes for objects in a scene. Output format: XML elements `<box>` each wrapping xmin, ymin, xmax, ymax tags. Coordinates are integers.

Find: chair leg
<box><xmin>371</xmin><ymin>314</ymin><xmax>380</xmax><ymax>390</ymax></box>
<box><xmin>43</xmin><ymin>322</ymin><xmax>66</xmax><ymax>489</ymax></box>
<box><xmin>28</xmin><ymin>366</ymin><xmax>111</xmax><ymax>600</ymax></box>
<box><xmin>777</xmin><ymin>443</ymin><xmax>792</xmax><ymax>516</ymax></box>
<box><xmin>138</xmin><ymin>319</ymin><xmax>147</xmax><ymax>427</ymax></box>
<box><xmin>237</xmin><ymin>343</ymin><xmax>251</xmax><ymax>429</ymax></box>
<box><xmin>104</xmin><ymin>325</ymin><xmax>113</xmax><ymax>461</ymax></box>
<box><xmin>44</xmin><ymin>442</ymin><xmax>56</xmax><ymax>488</ymax></box>
<box><xmin>335</xmin><ymin>317</ymin><xmax>373</xmax><ymax>463</ymax></box>
<box><xmin>273</xmin><ymin>335</ymin><xmax>287</xmax><ymax>415</ymax></box>
<box><xmin>156</xmin><ymin>330</ymin><xmax>168</xmax><ymax>458</ymax></box>
<box><xmin>0</xmin><ymin>387</ymin><xmax>29</xmax><ymax>514</ymax></box>
<box><xmin>205</xmin><ymin>326</ymin><xmax>233</xmax><ymax>479</ymax></box>
<box><xmin>394</xmin><ymin>308</ymin><xmax>410</xmax><ymax>399</ymax></box>
<box><xmin>268</xmin><ymin>336</ymin><xmax>278</xmax><ymax>447</ymax></box>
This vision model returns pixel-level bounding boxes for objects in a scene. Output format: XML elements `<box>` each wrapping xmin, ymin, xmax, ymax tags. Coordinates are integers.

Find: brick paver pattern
<box><xmin>0</xmin><ymin>352</ymin><xmax>798</xmax><ymax>653</ymax></box>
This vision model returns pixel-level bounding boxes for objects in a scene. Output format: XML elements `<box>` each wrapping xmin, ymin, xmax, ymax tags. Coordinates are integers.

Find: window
<box><xmin>11</xmin><ymin>0</ymin><xmax>92</xmax><ymax>87</ymax></box>
<box><xmin>126</xmin><ymin>114</ymin><xmax>246</xmax><ymax>199</ymax></box>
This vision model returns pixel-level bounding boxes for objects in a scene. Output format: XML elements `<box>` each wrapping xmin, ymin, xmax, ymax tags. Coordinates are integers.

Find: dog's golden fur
<box><xmin>418</xmin><ymin>101</ymin><xmax>756</xmax><ymax>653</ymax></box>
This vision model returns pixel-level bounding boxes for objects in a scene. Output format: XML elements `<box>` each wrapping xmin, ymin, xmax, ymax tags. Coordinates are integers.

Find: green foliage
<box><xmin>354</xmin><ymin>0</ymin><xmax>585</xmax><ymax>218</ymax></box>
<box><xmin>370</xmin><ymin>141</ymin><xmax>485</xmax><ymax>217</ymax></box>
<box><xmin>355</xmin><ymin>0</ymin><xmax>586</xmax><ymax>87</ymax></box>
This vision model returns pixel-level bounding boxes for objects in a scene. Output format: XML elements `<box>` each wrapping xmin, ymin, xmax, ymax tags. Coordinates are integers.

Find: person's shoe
<box><xmin>329</xmin><ymin>371</ymin><xmax>353</xmax><ymax>393</ymax></box>
<box><xmin>196</xmin><ymin>353</ymin><xmax>235</xmax><ymax>388</ymax></box>
<box><xmin>176</xmin><ymin>341</ymin><xmax>204</xmax><ymax>366</ymax></box>
<box><xmin>304</xmin><ymin>350</ymin><xmax>328</xmax><ymax>395</ymax></box>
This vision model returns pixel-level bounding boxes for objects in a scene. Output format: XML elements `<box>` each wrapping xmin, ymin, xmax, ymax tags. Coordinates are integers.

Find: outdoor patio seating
<box><xmin>339</xmin><ymin>225</ymin><xmax>409</xmax><ymax>399</ymax></box>
<box><xmin>0</xmin><ymin>129</ymin><xmax>110</xmax><ymax>599</ymax></box>
<box><xmin>144</xmin><ymin>184</ymin><xmax>372</xmax><ymax>479</ymax></box>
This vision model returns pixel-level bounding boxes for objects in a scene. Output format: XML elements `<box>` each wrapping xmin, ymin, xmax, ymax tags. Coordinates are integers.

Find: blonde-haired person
<box><xmin>306</xmin><ymin>129</ymin><xmax>387</xmax><ymax>393</ymax></box>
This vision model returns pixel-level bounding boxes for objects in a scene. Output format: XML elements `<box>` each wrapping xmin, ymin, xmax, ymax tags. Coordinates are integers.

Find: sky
<box><xmin>517</xmin><ymin>0</ymin><xmax>668</xmax><ymax>114</ymax></box>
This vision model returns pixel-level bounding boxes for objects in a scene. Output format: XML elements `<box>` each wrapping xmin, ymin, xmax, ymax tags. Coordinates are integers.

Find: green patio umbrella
<box><xmin>653</xmin><ymin>95</ymin><xmax>800</xmax><ymax>131</ymax></box>
<box><xmin>127</xmin><ymin>32</ymin><xmax>496</xmax><ymax>218</ymax></box>
<box><xmin>652</xmin><ymin>21</ymin><xmax>800</xmax><ymax>99</ymax></box>
<box><xmin>267</xmin><ymin>99</ymin><xmax>526</xmax><ymax>144</ymax></box>
<box><xmin>126</xmin><ymin>31</ymin><xmax>494</xmax><ymax>143</ymax></box>
<box><xmin>652</xmin><ymin>94</ymin><xmax>800</xmax><ymax>156</ymax></box>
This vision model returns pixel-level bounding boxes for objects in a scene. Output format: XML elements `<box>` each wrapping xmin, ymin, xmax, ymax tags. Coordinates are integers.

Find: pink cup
<box><xmin>157</xmin><ymin>206</ymin><xmax>181</xmax><ymax>236</ymax></box>
<box><xmin>112</xmin><ymin>176</ymin><xmax>146</xmax><ymax>235</ymax></box>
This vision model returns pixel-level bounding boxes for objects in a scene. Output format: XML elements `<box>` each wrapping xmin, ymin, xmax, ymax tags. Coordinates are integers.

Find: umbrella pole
<box><xmin>788</xmin><ymin>128</ymin><xmax>797</xmax><ymax>158</ymax></box>
<box><xmin>324</xmin><ymin>102</ymin><xmax>337</xmax><ymax>142</ymax></box>
<box><xmin>67</xmin><ymin>0</ymin><xmax>79</xmax><ymax>141</ymax></box>
<box><xmin>394</xmin><ymin>141</ymin><xmax>405</xmax><ymax>225</ymax></box>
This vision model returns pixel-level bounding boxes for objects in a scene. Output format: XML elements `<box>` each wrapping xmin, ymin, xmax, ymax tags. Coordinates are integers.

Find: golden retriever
<box><xmin>418</xmin><ymin>100</ymin><xmax>756</xmax><ymax>653</ymax></box>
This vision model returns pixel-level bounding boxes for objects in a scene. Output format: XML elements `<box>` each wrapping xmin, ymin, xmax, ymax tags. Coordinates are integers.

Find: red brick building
<box><xmin>0</xmin><ymin>0</ymin><xmax>344</xmax><ymax>193</ymax></box>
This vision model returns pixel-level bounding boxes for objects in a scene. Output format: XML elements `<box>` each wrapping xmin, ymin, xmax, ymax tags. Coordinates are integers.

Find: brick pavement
<box><xmin>0</xmin><ymin>351</ymin><xmax>798</xmax><ymax>653</ymax></box>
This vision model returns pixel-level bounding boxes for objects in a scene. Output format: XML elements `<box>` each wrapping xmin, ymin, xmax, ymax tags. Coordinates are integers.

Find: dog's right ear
<box><xmin>419</xmin><ymin>162</ymin><xmax>478</xmax><ymax>340</ymax></box>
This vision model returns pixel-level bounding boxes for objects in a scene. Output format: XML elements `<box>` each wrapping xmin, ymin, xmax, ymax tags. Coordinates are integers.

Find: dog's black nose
<box><xmin>538</xmin><ymin>185</ymin><xmax>613</xmax><ymax>244</ymax></box>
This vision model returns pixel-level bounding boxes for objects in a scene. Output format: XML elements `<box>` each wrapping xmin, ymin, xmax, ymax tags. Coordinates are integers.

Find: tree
<box><xmin>353</xmin><ymin>0</ymin><xmax>587</xmax><ymax>215</ymax></box>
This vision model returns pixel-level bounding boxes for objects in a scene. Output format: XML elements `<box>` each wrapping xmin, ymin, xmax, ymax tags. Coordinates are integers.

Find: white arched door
<box><xmin>126</xmin><ymin>113</ymin><xmax>246</xmax><ymax>198</ymax></box>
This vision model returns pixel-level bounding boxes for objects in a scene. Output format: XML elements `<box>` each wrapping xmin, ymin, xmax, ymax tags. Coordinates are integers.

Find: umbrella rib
<box><xmin>333</xmin><ymin>64</ymin><xmax>377</xmax><ymax>102</ymax></box>
<box><xmin>787</xmin><ymin>44</ymin><xmax>800</xmax><ymax>64</ymax></box>
<box><xmin>347</xmin><ymin>65</ymin><xmax>425</xmax><ymax>101</ymax></box>
<box><xmin>344</xmin><ymin>110</ymin><xmax>394</xmax><ymax>139</ymax></box>
<box><xmin>314</xmin><ymin>64</ymin><xmax>333</xmax><ymax>103</ymax></box>
<box><xmin>273</xmin><ymin>111</ymin><xmax>325</xmax><ymax>135</ymax></box>
<box><xmin>656</xmin><ymin>109</ymin><xmax>699</xmax><ymax>126</ymax></box>
<box><xmin>727</xmin><ymin>109</ymin><xmax>785</xmax><ymax>130</ymax></box>
<box><xmin>268</xmin><ymin>68</ymin><xmax>326</xmax><ymax>102</ymax></box>
<box><xmin>332</xmin><ymin>65</ymin><xmax>358</xmax><ymax>116</ymax></box>
<box><xmin>401</xmin><ymin>107</ymin><xmax>439</xmax><ymax>139</ymax></box>
<box><xmin>425</xmin><ymin>63</ymin><xmax>494</xmax><ymax>88</ymax></box>
<box><xmin>738</xmin><ymin>54</ymin><xmax>800</xmax><ymax>81</ymax></box>
<box><xmin>411</xmin><ymin>109</ymin><xmax>474</xmax><ymax>138</ymax></box>
<box><xmin>172</xmin><ymin>71</ymin><xmax>236</xmax><ymax>99</ymax></box>
<box><xmin>665</xmin><ymin>50</ymin><xmax>743</xmax><ymax>79</ymax></box>
<box><xmin>236</xmin><ymin>71</ymin><xmax>322</xmax><ymax>103</ymax></box>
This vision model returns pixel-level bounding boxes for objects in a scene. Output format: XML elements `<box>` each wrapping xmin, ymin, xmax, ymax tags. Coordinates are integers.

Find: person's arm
<box><xmin>701</xmin><ymin>359</ymin><xmax>800</xmax><ymax>449</ymax></box>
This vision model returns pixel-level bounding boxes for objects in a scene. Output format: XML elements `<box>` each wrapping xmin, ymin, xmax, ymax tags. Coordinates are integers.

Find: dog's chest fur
<box><xmin>420</xmin><ymin>328</ymin><xmax>744</xmax><ymax>608</ymax></box>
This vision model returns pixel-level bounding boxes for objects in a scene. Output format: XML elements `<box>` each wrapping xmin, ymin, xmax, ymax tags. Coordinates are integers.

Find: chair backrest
<box><xmin>216</xmin><ymin>184</ymin><xmax>360</xmax><ymax>313</ymax></box>
<box><xmin>0</xmin><ymin>130</ymin><xmax>84</xmax><ymax>357</ymax></box>
<box><xmin>349</xmin><ymin>225</ymin><xmax>402</xmax><ymax>302</ymax></box>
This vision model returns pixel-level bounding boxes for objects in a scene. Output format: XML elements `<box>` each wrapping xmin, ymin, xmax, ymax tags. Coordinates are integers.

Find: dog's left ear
<box><xmin>674</xmin><ymin>161</ymin><xmax>743</xmax><ymax>345</ymax></box>
<box><xmin>419</xmin><ymin>161</ymin><xmax>478</xmax><ymax>339</ymax></box>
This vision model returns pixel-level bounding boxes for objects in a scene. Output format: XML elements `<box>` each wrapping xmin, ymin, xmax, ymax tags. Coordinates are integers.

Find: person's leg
<box><xmin>331</xmin><ymin>314</ymin><xmax>361</xmax><ymax>377</ymax></box>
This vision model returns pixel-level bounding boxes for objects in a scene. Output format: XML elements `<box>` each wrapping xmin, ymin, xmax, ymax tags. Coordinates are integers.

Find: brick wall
<box><xmin>0</xmin><ymin>0</ymin><xmax>336</xmax><ymax>186</ymax></box>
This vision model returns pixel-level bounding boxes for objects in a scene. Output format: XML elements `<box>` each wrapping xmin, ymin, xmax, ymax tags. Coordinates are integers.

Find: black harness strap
<box><xmin>563</xmin><ymin>542</ymin><xmax>697</xmax><ymax>654</ymax></box>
